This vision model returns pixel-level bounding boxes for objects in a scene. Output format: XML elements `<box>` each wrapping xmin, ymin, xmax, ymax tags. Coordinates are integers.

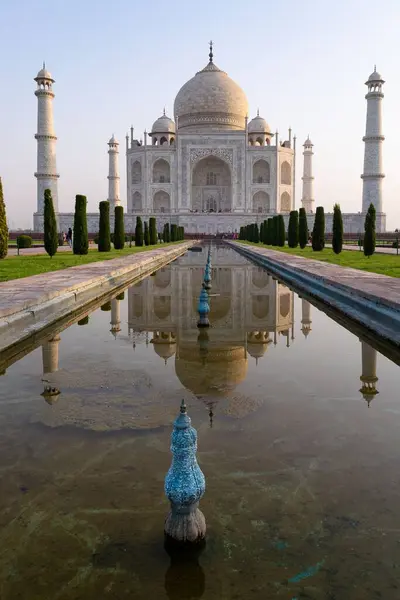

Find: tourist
<box><xmin>66</xmin><ymin>227</ymin><xmax>72</xmax><ymax>248</ymax></box>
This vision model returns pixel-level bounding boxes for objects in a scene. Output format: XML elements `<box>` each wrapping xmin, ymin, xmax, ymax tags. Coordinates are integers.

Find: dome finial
<box><xmin>209</xmin><ymin>39</ymin><xmax>213</xmax><ymax>63</ymax></box>
<box><xmin>163</xmin><ymin>106</ymin><xmax>166</xmax><ymax>116</ymax></box>
<box><xmin>257</xmin><ymin>108</ymin><xmax>259</xmax><ymax>117</ymax></box>
<box><xmin>374</xmin><ymin>64</ymin><xmax>377</xmax><ymax>72</ymax></box>
<box><xmin>43</xmin><ymin>61</ymin><xmax>45</xmax><ymax>69</ymax></box>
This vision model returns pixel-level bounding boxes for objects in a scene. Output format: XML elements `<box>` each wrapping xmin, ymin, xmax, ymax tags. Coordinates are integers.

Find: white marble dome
<box><xmin>151</xmin><ymin>112</ymin><xmax>176</xmax><ymax>134</ymax></box>
<box><xmin>367</xmin><ymin>68</ymin><xmax>383</xmax><ymax>82</ymax></box>
<box><xmin>35</xmin><ymin>66</ymin><xmax>54</xmax><ymax>81</ymax></box>
<box><xmin>173</xmin><ymin>59</ymin><xmax>249</xmax><ymax>132</ymax></box>
<box><xmin>248</xmin><ymin>113</ymin><xmax>270</xmax><ymax>134</ymax></box>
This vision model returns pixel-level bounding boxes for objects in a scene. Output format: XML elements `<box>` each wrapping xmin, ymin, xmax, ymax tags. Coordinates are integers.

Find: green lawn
<box><xmin>0</xmin><ymin>243</ymin><xmax>183</xmax><ymax>282</ymax></box>
<box><xmin>238</xmin><ymin>241</ymin><xmax>400</xmax><ymax>278</ymax></box>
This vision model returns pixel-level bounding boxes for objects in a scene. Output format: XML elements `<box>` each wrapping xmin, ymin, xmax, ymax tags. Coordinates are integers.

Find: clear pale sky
<box><xmin>1</xmin><ymin>0</ymin><xmax>399</xmax><ymax>230</ymax></box>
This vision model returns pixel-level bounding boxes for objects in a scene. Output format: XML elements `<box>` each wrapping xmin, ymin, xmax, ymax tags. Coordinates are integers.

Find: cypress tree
<box><xmin>149</xmin><ymin>217</ymin><xmax>157</xmax><ymax>245</ymax></box>
<box><xmin>144</xmin><ymin>221</ymin><xmax>150</xmax><ymax>246</ymax></box>
<box><xmin>135</xmin><ymin>216</ymin><xmax>143</xmax><ymax>246</ymax></box>
<box><xmin>114</xmin><ymin>205</ymin><xmax>125</xmax><ymax>249</ymax></box>
<box><xmin>98</xmin><ymin>201</ymin><xmax>111</xmax><ymax>252</ymax></box>
<box><xmin>288</xmin><ymin>210</ymin><xmax>299</xmax><ymax>248</ymax></box>
<box><xmin>254</xmin><ymin>223</ymin><xmax>259</xmax><ymax>243</ymax></box>
<box><xmin>272</xmin><ymin>216</ymin><xmax>279</xmax><ymax>245</ymax></box>
<box><xmin>299</xmin><ymin>207</ymin><xmax>309</xmax><ymax>249</ymax></box>
<box><xmin>259</xmin><ymin>222</ymin><xmax>264</xmax><ymax>244</ymax></box>
<box><xmin>311</xmin><ymin>206</ymin><xmax>325</xmax><ymax>251</ymax></box>
<box><xmin>239</xmin><ymin>226</ymin><xmax>243</xmax><ymax>240</ymax></box>
<box><xmin>364</xmin><ymin>203</ymin><xmax>376</xmax><ymax>258</ymax></box>
<box><xmin>265</xmin><ymin>219</ymin><xmax>271</xmax><ymax>245</ymax></box>
<box><xmin>277</xmin><ymin>215</ymin><xmax>286</xmax><ymax>247</ymax></box>
<box><xmin>0</xmin><ymin>177</ymin><xmax>8</xmax><ymax>259</ymax></box>
<box><xmin>171</xmin><ymin>224</ymin><xmax>177</xmax><ymax>241</ymax></box>
<box><xmin>332</xmin><ymin>203</ymin><xmax>343</xmax><ymax>255</ymax></box>
<box><xmin>164</xmin><ymin>223</ymin><xmax>170</xmax><ymax>242</ymax></box>
<box><xmin>44</xmin><ymin>188</ymin><xmax>58</xmax><ymax>258</ymax></box>
<box><xmin>262</xmin><ymin>220</ymin><xmax>268</xmax><ymax>244</ymax></box>
<box><xmin>73</xmin><ymin>195</ymin><xmax>89</xmax><ymax>255</ymax></box>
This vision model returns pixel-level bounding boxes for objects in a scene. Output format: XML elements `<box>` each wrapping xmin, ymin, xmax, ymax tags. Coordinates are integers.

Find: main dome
<box><xmin>173</xmin><ymin>53</ymin><xmax>249</xmax><ymax>132</ymax></box>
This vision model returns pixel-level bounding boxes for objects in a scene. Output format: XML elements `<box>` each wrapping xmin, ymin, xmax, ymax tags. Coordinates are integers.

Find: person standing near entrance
<box><xmin>66</xmin><ymin>227</ymin><xmax>72</xmax><ymax>248</ymax></box>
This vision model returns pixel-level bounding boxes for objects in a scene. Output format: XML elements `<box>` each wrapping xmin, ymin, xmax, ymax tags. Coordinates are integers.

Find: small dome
<box><xmin>248</xmin><ymin>114</ymin><xmax>271</xmax><ymax>134</ymax></box>
<box><xmin>151</xmin><ymin>113</ymin><xmax>176</xmax><ymax>134</ymax></box>
<box><xmin>247</xmin><ymin>343</ymin><xmax>269</xmax><ymax>359</ymax></box>
<box><xmin>367</xmin><ymin>68</ymin><xmax>384</xmax><ymax>83</ymax></box>
<box><xmin>35</xmin><ymin>65</ymin><xmax>54</xmax><ymax>81</ymax></box>
<box><xmin>108</xmin><ymin>134</ymin><xmax>118</xmax><ymax>144</ymax></box>
<box><xmin>304</xmin><ymin>136</ymin><xmax>313</xmax><ymax>146</ymax></box>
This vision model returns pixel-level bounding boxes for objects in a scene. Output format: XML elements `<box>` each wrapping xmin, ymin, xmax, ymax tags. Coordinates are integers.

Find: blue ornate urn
<box><xmin>203</xmin><ymin>264</ymin><xmax>212</xmax><ymax>290</ymax></box>
<box><xmin>164</xmin><ymin>400</ymin><xmax>206</xmax><ymax>544</ymax></box>
<box><xmin>197</xmin><ymin>288</ymin><xmax>210</xmax><ymax>328</ymax></box>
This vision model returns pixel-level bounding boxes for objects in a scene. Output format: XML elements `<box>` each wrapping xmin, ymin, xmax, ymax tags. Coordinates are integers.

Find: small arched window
<box><xmin>206</xmin><ymin>172</ymin><xmax>217</xmax><ymax>185</ymax></box>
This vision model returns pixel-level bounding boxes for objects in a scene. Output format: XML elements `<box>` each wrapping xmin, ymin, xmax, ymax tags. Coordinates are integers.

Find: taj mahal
<box><xmin>33</xmin><ymin>44</ymin><xmax>386</xmax><ymax>233</ymax></box>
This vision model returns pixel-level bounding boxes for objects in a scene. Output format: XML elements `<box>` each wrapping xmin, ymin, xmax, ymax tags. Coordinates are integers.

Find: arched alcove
<box><xmin>252</xmin><ymin>190</ymin><xmax>270</xmax><ymax>213</ymax></box>
<box><xmin>280</xmin><ymin>294</ymin><xmax>291</xmax><ymax>318</ymax></box>
<box><xmin>191</xmin><ymin>156</ymin><xmax>232</xmax><ymax>213</ymax></box>
<box><xmin>281</xmin><ymin>161</ymin><xmax>291</xmax><ymax>185</ymax></box>
<box><xmin>153</xmin><ymin>159</ymin><xmax>170</xmax><ymax>183</ymax></box>
<box><xmin>253</xmin><ymin>160</ymin><xmax>270</xmax><ymax>183</ymax></box>
<box><xmin>153</xmin><ymin>190</ymin><xmax>170</xmax><ymax>213</ymax></box>
<box><xmin>252</xmin><ymin>295</ymin><xmax>269</xmax><ymax>320</ymax></box>
<box><xmin>280</xmin><ymin>191</ymin><xmax>291</xmax><ymax>212</ymax></box>
<box><xmin>131</xmin><ymin>161</ymin><xmax>142</xmax><ymax>184</ymax></box>
<box><xmin>154</xmin><ymin>296</ymin><xmax>171</xmax><ymax>320</ymax></box>
<box><xmin>132</xmin><ymin>191</ymin><xmax>142</xmax><ymax>211</ymax></box>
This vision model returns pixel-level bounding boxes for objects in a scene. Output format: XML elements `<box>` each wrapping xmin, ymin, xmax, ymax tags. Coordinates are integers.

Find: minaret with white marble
<box><xmin>107</xmin><ymin>135</ymin><xmax>120</xmax><ymax>211</ymax></box>
<box><xmin>34</xmin><ymin>64</ymin><xmax>59</xmax><ymax>224</ymax></box>
<box><xmin>301</xmin><ymin>137</ymin><xmax>314</xmax><ymax>213</ymax></box>
<box><xmin>361</xmin><ymin>67</ymin><xmax>385</xmax><ymax>215</ymax></box>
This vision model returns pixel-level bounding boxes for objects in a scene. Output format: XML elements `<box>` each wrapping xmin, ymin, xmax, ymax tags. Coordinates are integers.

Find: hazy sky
<box><xmin>1</xmin><ymin>0</ymin><xmax>399</xmax><ymax>230</ymax></box>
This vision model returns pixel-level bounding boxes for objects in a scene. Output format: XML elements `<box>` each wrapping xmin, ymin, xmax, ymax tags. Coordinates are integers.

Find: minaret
<box><xmin>107</xmin><ymin>134</ymin><xmax>120</xmax><ymax>211</ymax></box>
<box><xmin>34</xmin><ymin>64</ymin><xmax>59</xmax><ymax>223</ymax></box>
<box><xmin>301</xmin><ymin>299</ymin><xmax>312</xmax><ymax>337</ymax></box>
<box><xmin>301</xmin><ymin>137</ymin><xmax>314</xmax><ymax>213</ymax></box>
<box><xmin>359</xmin><ymin>341</ymin><xmax>379</xmax><ymax>406</ymax></box>
<box><xmin>361</xmin><ymin>67</ymin><xmax>385</xmax><ymax>215</ymax></box>
<box><xmin>110</xmin><ymin>298</ymin><xmax>121</xmax><ymax>337</ymax></box>
<box><xmin>42</xmin><ymin>335</ymin><xmax>61</xmax><ymax>374</ymax></box>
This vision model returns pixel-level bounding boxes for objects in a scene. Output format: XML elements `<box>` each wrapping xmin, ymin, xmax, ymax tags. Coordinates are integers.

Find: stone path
<box><xmin>327</xmin><ymin>243</ymin><xmax>399</xmax><ymax>255</ymax></box>
<box><xmin>0</xmin><ymin>242</ymin><xmax>194</xmax><ymax>352</ymax></box>
<box><xmin>7</xmin><ymin>245</ymin><xmax>88</xmax><ymax>256</ymax></box>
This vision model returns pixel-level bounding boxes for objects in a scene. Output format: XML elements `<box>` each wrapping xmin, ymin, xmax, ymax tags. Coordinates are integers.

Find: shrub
<box><xmin>288</xmin><ymin>210</ymin><xmax>299</xmax><ymax>248</ymax></box>
<box><xmin>272</xmin><ymin>216</ymin><xmax>279</xmax><ymax>245</ymax></box>
<box><xmin>332</xmin><ymin>203</ymin><xmax>343</xmax><ymax>254</ymax></box>
<box><xmin>299</xmin><ymin>207</ymin><xmax>308</xmax><ymax>249</ymax></box>
<box><xmin>262</xmin><ymin>220</ymin><xmax>268</xmax><ymax>244</ymax></box>
<box><xmin>239</xmin><ymin>226</ymin><xmax>244</xmax><ymax>240</ymax></box>
<box><xmin>265</xmin><ymin>219</ymin><xmax>272</xmax><ymax>245</ymax></box>
<box><xmin>0</xmin><ymin>177</ymin><xmax>8</xmax><ymax>259</ymax></box>
<box><xmin>77</xmin><ymin>316</ymin><xmax>89</xmax><ymax>326</ymax></box>
<box><xmin>259</xmin><ymin>222</ymin><xmax>264</xmax><ymax>244</ymax></box>
<box><xmin>114</xmin><ymin>205</ymin><xmax>125</xmax><ymax>249</ymax></box>
<box><xmin>364</xmin><ymin>203</ymin><xmax>376</xmax><ymax>257</ymax></box>
<box><xmin>164</xmin><ymin>223</ymin><xmax>170</xmax><ymax>243</ymax></box>
<box><xmin>135</xmin><ymin>216</ymin><xmax>143</xmax><ymax>246</ymax></box>
<box><xmin>277</xmin><ymin>215</ymin><xmax>286</xmax><ymax>247</ymax></box>
<box><xmin>17</xmin><ymin>234</ymin><xmax>32</xmax><ymax>248</ymax></box>
<box><xmin>254</xmin><ymin>223</ymin><xmax>259</xmax><ymax>243</ymax></box>
<box><xmin>171</xmin><ymin>224</ymin><xmax>177</xmax><ymax>242</ymax></box>
<box><xmin>144</xmin><ymin>221</ymin><xmax>150</xmax><ymax>245</ymax></box>
<box><xmin>149</xmin><ymin>217</ymin><xmax>157</xmax><ymax>245</ymax></box>
<box><xmin>98</xmin><ymin>201</ymin><xmax>111</xmax><ymax>252</ymax></box>
<box><xmin>44</xmin><ymin>189</ymin><xmax>58</xmax><ymax>258</ymax></box>
<box><xmin>73</xmin><ymin>195</ymin><xmax>89</xmax><ymax>255</ymax></box>
<box><xmin>311</xmin><ymin>206</ymin><xmax>325</xmax><ymax>251</ymax></box>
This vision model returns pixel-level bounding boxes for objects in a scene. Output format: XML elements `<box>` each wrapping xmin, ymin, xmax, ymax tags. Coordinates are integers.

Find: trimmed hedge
<box><xmin>364</xmin><ymin>203</ymin><xmax>376</xmax><ymax>257</ymax></box>
<box><xmin>299</xmin><ymin>207</ymin><xmax>308</xmax><ymax>249</ymax></box>
<box><xmin>312</xmin><ymin>206</ymin><xmax>325</xmax><ymax>251</ymax></box>
<box><xmin>135</xmin><ymin>216</ymin><xmax>143</xmax><ymax>246</ymax></box>
<box><xmin>98</xmin><ymin>201</ymin><xmax>111</xmax><ymax>252</ymax></box>
<box><xmin>73</xmin><ymin>195</ymin><xmax>89</xmax><ymax>255</ymax></box>
<box><xmin>288</xmin><ymin>210</ymin><xmax>299</xmax><ymax>248</ymax></box>
<box><xmin>114</xmin><ymin>205</ymin><xmax>125</xmax><ymax>249</ymax></box>
<box><xmin>332</xmin><ymin>203</ymin><xmax>343</xmax><ymax>254</ymax></box>
<box><xmin>0</xmin><ymin>177</ymin><xmax>8</xmax><ymax>259</ymax></box>
<box><xmin>17</xmin><ymin>235</ymin><xmax>32</xmax><ymax>248</ymax></box>
<box><xmin>144</xmin><ymin>221</ymin><xmax>150</xmax><ymax>246</ymax></box>
<box><xmin>44</xmin><ymin>189</ymin><xmax>58</xmax><ymax>257</ymax></box>
<box><xmin>149</xmin><ymin>217</ymin><xmax>157</xmax><ymax>245</ymax></box>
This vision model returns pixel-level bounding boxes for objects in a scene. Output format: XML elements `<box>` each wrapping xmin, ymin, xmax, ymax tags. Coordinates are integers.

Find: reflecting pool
<box><xmin>0</xmin><ymin>244</ymin><xmax>399</xmax><ymax>599</ymax></box>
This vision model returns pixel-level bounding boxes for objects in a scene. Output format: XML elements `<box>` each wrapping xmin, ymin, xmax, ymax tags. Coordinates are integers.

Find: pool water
<box><xmin>0</xmin><ymin>244</ymin><xmax>399</xmax><ymax>599</ymax></box>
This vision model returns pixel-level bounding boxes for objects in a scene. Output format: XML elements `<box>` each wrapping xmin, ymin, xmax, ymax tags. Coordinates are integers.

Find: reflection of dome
<box><xmin>247</xmin><ymin>344</ymin><xmax>268</xmax><ymax>359</ymax></box>
<box><xmin>174</xmin><ymin>49</ymin><xmax>248</xmax><ymax>132</ymax></box>
<box><xmin>175</xmin><ymin>344</ymin><xmax>247</xmax><ymax>397</ymax></box>
<box><xmin>153</xmin><ymin>343</ymin><xmax>176</xmax><ymax>362</ymax></box>
<box><xmin>151</xmin><ymin>112</ymin><xmax>176</xmax><ymax>134</ymax></box>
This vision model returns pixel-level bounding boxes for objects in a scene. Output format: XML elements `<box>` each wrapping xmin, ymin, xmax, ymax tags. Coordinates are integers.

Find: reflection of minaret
<box><xmin>42</xmin><ymin>335</ymin><xmax>61</xmax><ymax>374</ymax></box>
<box><xmin>110</xmin><ymin>299</ymin><xmax>121</xmax><ymax>337</ymax></box>
<box><xmin>360</xmin><ymin>341</ymin><xmax>379</xmax><ymax>406</ymax></box>
<box><xmin>301</xmin><ymin>299</ymin><xmax>312</xmax><ymax>337</ymax></box>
